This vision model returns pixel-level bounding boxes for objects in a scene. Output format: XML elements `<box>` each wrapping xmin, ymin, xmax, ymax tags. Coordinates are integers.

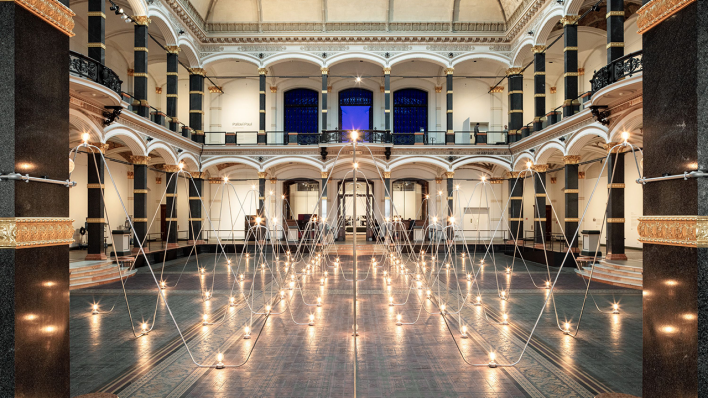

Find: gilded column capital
<box><xmin>604</xmin><ymin>142</ymin><xmax>624</xmax><ymax>154</ymax></box>
<box><xmin>506</xmin><ymin>67</ymin><xmax>523</xmax><ymax>76</ymax></box>
<box><xmin>435</xmin><ymin>178</ymin><xmax>443</xmax><ymax>184</ymax></box>
<box><xmin>165</xmin><ymin>46</ymin><xmax>180</xmax><ymax>54</ymax></box>
<box><xmin>209</xmin><ymin>178</ymin><xmax>223</xmax><ymax>184</ymax></box>
<box><xmin>189</xmin><ymin>68</ymin><xmax>206</xmax><ymax>76</ymax></box>
<box><xmin>383</xmin><ymin>172</ymin><xmax>391</xmax><ymax>179</ymax></box>
<box><xmin>561</xmin><ymin>15</ymin><xmax>581</xmax><ymax>25</ymax></box>
<box><xmin>321</xmin><ymin>67</ymin><xmax>329</xmax><ymax>75</ymax></box>
<box><xmin>270</xmin><ymin>177</ymin><xmax>277</xmax><ymax>184</ymax></box>
<box><xmin>208</xmin><ymin>86</ymin><xmax>223</xmax><ymax>93</ymax></box>
<box><xmin>321</xmin><ymin>171</ymin><xmax>330</xmax><ymax>179</ymax></box>
<box><xmin>270</xmin><ymin>86</ymin><xmax>277</xmax><ymax>93</ymax></box>
<box><xmin>258</xmin><ymin>68</ymin><xmax>268</xmax><ymax>75</ymax></box>
<box><xmin>257</xmin><ymin>172</ymin><xmax>268</xmax><ymax>179</ymax></box>
<box><xmin>444</xmin><ymin>68</ymin><xmax>454</xmax><ymax>75</ymax></box>
<box><xmin>490</xmin><ymin>86</ymin><xmax>504</xmax><ymax>93</ymax></box>
<box><xmin>489</xmin><ymin>178</ymin><xmax>503</xmax><ymax>184</ymax></box>
<box><xmin>531</xmin><ymin>164</ymin><xmax>549</xmax><ymax>173</ymax></box>
<box><xmin>532</xmin><ymin>45</ymin><xmax>546</xmax><ymax>53</ymax></box>
<box><xmin>505</xmin><ymin>171</ymin><xmax>521</xmax><ymax>179</ymax></box>
<box><xmin>435</xmin><ymin>86</ymin><xmax>443</xmax><ymax>93</ymax></box>
<box><xmin>563</xmin><ymin>155</ymin><xmax>581</xmax><ymax>165</ymax></box>
<box><xmin>445</xmin><ymin>171</ymin><xmax>454</xmax><ymax>179</ymax></box>
<box><xmin>383</xmin><ymin>67</ymin><xmax>391</xmax><ymax>75</ymax></box>
<box><xmin>133</xmin><ymin>16</ymin><xmax>151</xmax><ymax>25</ymax></box>
<box><xmin>190</xmin><ymin>172</ymin><xmax>206</xmax><ymax>179</ymax></box>
<box><xmin>130</xmin><ymin>156</ymin><xmax>151</xmax><ymax>165</ymax></box>
<box><xmin>88</xmin><ymin>142</ymin><xmax>110</xmax><ymax>153</ymax></box>
<box><xmin>162</xmin><ymin>164</ymin><xmax>181</xmax><ymax>173</ymax></box>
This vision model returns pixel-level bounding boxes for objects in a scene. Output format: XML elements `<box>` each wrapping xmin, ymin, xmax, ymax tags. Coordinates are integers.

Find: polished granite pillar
<box><xmin>640</xmin><ymin>2</ymin><xmax>707</xmax><ymax>395</ymax></box>
<box><xmin>189</xmin><ymin>68</ymin><xmax>205</xmax><ymax>144</ymax></box>
<box><xmin>445</xmin><ymin>68</ymin><xmax>454</xmax><ymax>145</ymax></box>
<box><xmin>321</xmin><ymin>172</ymin><xmax>328</xmax><ymax>222</ymax></box>
<box><xmin>507</xmin><ymin>68</ymin><xmax>523</xmax><ymax>143</ymax></box>
<box><xmin>131</xmin><ymin>156</ymin><xmax>149</xmax><ymax>252</ymax></box>
<box><xmin>87</xmin><ymin>0</ymin><xmax>105</xmax><ymax>64</ymax></box>
<box><xmin>0</xmin><ymin>1</ymin><xmax>72</xmax><ymax>394</ymax></box>
<box><xmin>446</xmin><ymin>172</ymin><xmax>454</xmax><ymax>239</ymax></box>
<box><xmin>321</xmin><ymin>68</ymin><xmax>328</xmax><ymax>133</ymax></box>
<box><xmin>133</xmin><ymin>17</ymin><xmax>150</xmax><ymax>118</ymax></box>
<box><xmin>508</xmin><ymin>172</ymin><xmax>524</xmax><ymax>242</ymax></box>
<box><xmin>258</xmin><ymin>172</ymin><xmax>266</xmax><ymax>216</ymax></box>
<box><xmin>166</xmin><ymin>46</ymin><xmax>180</xmax><ymax>132</ymax></box>
<box><xmin>562</xmin><ymin>15</ymin><xmax>580</xmax><ymax>117</ymax></box>
<box><xmin>384</xmin><ymin>68</ymin><xmax>391</xmax><ymax>131</ymax></box>
<box><xmin>164</xmin><ymin>168</ymin><xmax>179</xmax><ymax>247</ymax></box>
<box><xmin>533</xmin><ymin>165</ymin><xmax>548</xmax><ymax>248</ymax></box>
<box><xmin>258</xmin><ymin>68</ymin><xmax>267</xmax><ymax>144</ymax></box>
<box><xmin>188</xmin><ymin>173</ymin><xmax>205</xmax><ymax>244</ymax></box>
<box><xmin>86</xmin><ymin>143</ymin><xmax>108</xmax><ymax>260</ymax></box>
<box><xmin>533</xmin><ymin>46</ymin><xmax>546</xmax><ymax>133</ymax></box>
<box><xmin>384</xmin><ymin>172</ymin><xmax>391</xmax><ymax>234</ymax></box>
<box><xmin>606</xmin><ymin>0</ymin><xmax>624</xmax><ymax>62</ymax></box>
<box><xmin>563</xmin><ymin>156</ymin><xmax>580</xmax><ymax>251</ymax></box>
<box><xmin>605</xmin><ymin>143</ymin><xmax>626</xmax><ymax>260</ymax></box>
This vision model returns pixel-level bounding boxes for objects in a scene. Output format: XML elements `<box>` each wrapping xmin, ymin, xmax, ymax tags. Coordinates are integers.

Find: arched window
<box><xmin>284</xmin><ymin>89</ymin><xmax>319</xmax><ymax>133</ymax></box>
<box><xmin>393</xmin><ymin>88</ymin><xmax>428</xmax><ymax>133</ymax></box>
<box><xmin>339</xmin><ymin>88</ymin><xmax>374</xmax><ymax>130</ymax></box>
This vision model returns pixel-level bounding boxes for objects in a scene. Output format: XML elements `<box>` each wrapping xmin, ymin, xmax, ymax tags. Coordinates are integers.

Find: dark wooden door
<box><xmin>160</xmin><ymin>204</ymin><xmax>167</xmax><ymax>241</ymax></box>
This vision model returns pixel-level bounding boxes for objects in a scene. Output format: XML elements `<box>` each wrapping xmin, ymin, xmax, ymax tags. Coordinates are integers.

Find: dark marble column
<box><xmin>164</xmin><ymin>167</ymin><xmax>179</xmax><ymax>247</ymax></box>
<box><xmin>445</xmin><ymin>68</ymin><xmax>454</xmax><ymax>145</ymax></box>
<box><xmin>384</xmin><ymin>172</ymin><xmax>392</xmax><ymax>234</ymax></box>
<box><xmin>562</xmin><ymin>15</ymin><xmax>580</xmax><ymax>117</ymax></box>
<box><xmin>446</xmin><ymin>172</ymin><xmax>454</xmax><ymax>240</ymax></box>
<box><xmin>131</xmin><ymin>156</ymin><xmax>149</xmax><ymax>252</ymax></box>
<box><xmin>86</xmin><ymin>144</ymin><xmax>109</xmax><ymax>260</ymax></box>
<box><xmin>258</xmin><ymin>68</ymin><xmax>267</xmax><ymax>144</ymax></box>
<box><xmin>532</xmin><ymin>165</ymin><xmax>548</xmax><ymax>248</ymax></box>
<box><xmin>258</xmin><ymin>172</ymin><xmax>266</xmax><ymax>216</ymax></box>
<box><xmin>605</xmin><ymin>143</ymin><xmax>626</xmax><ymax>260</ymax></box>
<box><xmin>321</xmin><ymin>68</ymin><xmax>328</xmax><ymax>133</ymax></box>
<box><xmin>189</xmin><ymin>68</ymin><xmax>205</xmax><ymax>144</ymax></box>
<box><xmin>133</xmin><ymin>17</ymin><xmax>150</xmax><ymax>118</ymax></box>
<box><xmin>384</xmin><ymin>67</ymin><xmax>391</xmax><ymax>131</ymax></box>
<box><xmin>0</xmin><ymin>3</ymin><xmax>71</xmax><ymax>394</ymax></box>
<box><xmin>507</xmin><ymin>68</ymin><xmax>523</xmax><ymax>143</ymax></box>
<box><xmin>87</xmin><ymin>0</ymin><xmax>105</xmax><ymax>64</ymax></box>
<box><xmin>321</xmin><ymin>172</ymin><xmax>329</xmax><ymax>222</ymax></box>
<box><xmin>532</xmin><ymin>46</ymin><xmax>546</xmax><ymax>133</ymax></box>
<box><xmin>166</xmin><ymin>46</ymin><xmax>180</xmax><ymax>132</ymax></box>
<box><xmin>640</xmin><ymin>3</ymin><xmax>707</xmax><ymax>395</ymax></box>
<box><xmin>188</xmin><ymin>173</ymin><xmax>205</xmax><ymax>244</ymax></box>
<box><xmin>563</xmin><ymin>156</ymin><xmax>580</xmax><ymax>251</ymax></box>
<box><xmin>606</xmin><ymin>0</ymin><xmax>624</xmax><ymax>63</ymax></box>
<box><xmin>508</xmin><ymin>172</ymin><xmax>524</xmax><ymax>242</ymax></box>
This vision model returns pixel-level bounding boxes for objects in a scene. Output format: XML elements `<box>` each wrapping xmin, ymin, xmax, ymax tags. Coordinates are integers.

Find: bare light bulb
<box><xmin>621</xmin><ymin>131</ymin><xmax>630</xmax><ymax>141</ymax></box>
<box><xmin>389</xmin><ymin>296</ymin><xmax>394</xmax><ymax>306</ymax></box>
<box><xmin>255</xmin><ymin>217</ymin><xmax>261</xmax><ymax>224</ymax></box>
<box><xmin>244</xmin><ymin>325</ymin><xmax>251</xmax><ymax>339</ymax></box>
<box><xmin>396</xmin><ymin>313</ymin><xmax>402</xmax><ymax>325</ymax></box>
<box><xmin>317</xmin><ymin>297</ymin><xmax>322</xmax><ymax>306</ymax></box>
<box><xmin>229</xmin><ymin>296</ymin><xmax>236</xmax><ymax>306</ymax></box>
<box><xmin>309</xmin><ymin>314</ymin><xmax>315</xmax><ymax>326</ymax></box>
<box><xmin>526</xmin><ymin>161</ymin><xmax>533</xmax><ymax>169</ymax></box>
<box><xmin>461</xmin><ymin>325</ymin><xmax>468</xmax><ymax>338</ymax></box>
<box><xmin>82</xmin><ymin>132</ymin><xmax>90</xmax><ymax>143</ymax></box>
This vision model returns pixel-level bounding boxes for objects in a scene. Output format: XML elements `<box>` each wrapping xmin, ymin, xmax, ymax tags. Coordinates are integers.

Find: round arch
<box><xmin>325</xmin><ymin>156</ymin><xmax>388</xmax><ymax>174</ymax></box>
<box><xmin>126</xmin><ymin>0</ymin><xmax>148</xmax><ymax>18</ymax></box>
<box><xmin>608</xmin><ymin>108</ymin><xmax>643</xmax><ymax>143</ymax></box>
<box><xmin>389</xmin><ymin>156</ymin><xmax>449</xmax><ymax>172</ymax></box>
<box><xmin>534</xmin><ymin>141</ymin><xmax>566</xmax><ymax>164</ymax></box>
<box><xmin>325</xmin><ymin>52</ymin><xmax>387</xmax><ymax>68</ymax></box>
<box><xmin>512</xmin><ymin>152</ymin><xmax>535</xmax><ymax>170</ymax></box>
<box><xmin>566</xmin><ymin>124</ymin><xmax>609</xmax><ymax>155</ymax></box>
<box><xmin>69</xmin><ymin>108</ymin><xmax>104</xmax><ymax>143</ymax></box>
<box><xmin>511</xmin><ymin>38</ymin><xmax>534</xmax><ymax>67</ymax></box>
<box><xmin>262</xmin><ymin>156</ymin><xmax>324</xmax><ymax>172</ymax></box>
<box><xmin>451</xmin><ymin>156</ymin><xmax>512</xmax><ymax>172</ymax></box>
<box><xmin>147</xmin><ymin>9</ymin><xmax>178</xmax><ymax>45</ymax></box>
<box><xmin>178</xmin><ymin>152</ymin><xmax>200</xmax><ymax>171</ymax></box>
<box><xmin>201</xmin><ymin>156</ymin><xmax>262</xmax><ymax>171</ymax></box>
<box><xmin>178</xmin><ymin>39</ymin><xmax>201</xmax><ymax>68</ymax></box>
<box><xmin>451</xmin><ymin>52</ymin><xmax>511</xmax><ymax>68</ymax></box>
<box><xmin>534</xmin><ymin>9</ymin><xmax>564</xmax><ymax>46</ymax></box>
<box><xmin>201</xmin><ymin>52</ymin><xmax>261</xmax><ymax>68</ymax></box>
<box><xmin>262</xmin><ymin>53</ymin><xmax>324</xmax><ymax>69</ymax></box>
<box><xmin>146</xmin><ymin>141</ymin><xmax>178</xmax><ymax>165</ymax></box>
<box><xmin>104</xmin><ymin>126</ymin><xmax>147</xmax><ymax>156</ymax></box>
<box><xmin>388</xmin><ymin>52</ymin><xmax>450</xmax><ymax>69</ymax></box>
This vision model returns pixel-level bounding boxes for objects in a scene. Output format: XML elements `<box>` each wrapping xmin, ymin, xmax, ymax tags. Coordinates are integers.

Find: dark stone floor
<box><xmin>70</xmin><ymin>251</ymin><xmax>642</xmax><ymax>397</ymax></box>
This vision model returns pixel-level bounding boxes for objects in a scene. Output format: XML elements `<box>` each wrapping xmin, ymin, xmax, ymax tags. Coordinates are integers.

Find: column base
<box><xmin>605</xmin><ymin>253</ymin><xmax>628</xmax><ymax>261</ymax></box>
<box><xmin>132</xmin><ymin>247</ymin><xmax>150</xmax><ymax>254</ymax></box>
<box><xmin>188</xmin><ymin>240</ymin><xmax>207</xmax><ymax>245</ymax></box>
<box><xmin>166</xmin><ymin>243</ymin><xmax>181</xmax><ymax>248</ymax></box>
<box><xmin>85</xmin><ymin>253</ymin><xmax>107</xmax><ymax>261</ymax></box>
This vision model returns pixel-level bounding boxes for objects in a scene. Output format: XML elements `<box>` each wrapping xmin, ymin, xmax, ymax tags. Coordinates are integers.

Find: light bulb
<box><xmin>461</xmin><ymin>325</ymin><xmax>468</xmax><ymax>338</ymax></box>
<box><xmin>309</xmin><ymin>313</ymin><xmax>315</xmax><ymax>326</ymax></box>
<box><xmin>612</xmin><ymin>303</ymin><xmax>620</xmax><ymax>314</ymax></box>
<box><xmin>317</xmin><ymin>297</ymin><xmax>322</xmax><ymax>306</ymax></box>
<box><xmin>506</xmin><ymin>268</ymin><xmax>511</xmax><ymax>274</ymax></box>
<box><xmin>217</xmin><ymin>352</ymin><xmax>223</xmax><ymax>362</ymax></box>
<box><xmin>433</xmin><ymin>217</ymin><xmax>438</xmax><ymax>223</ymax></box>
<box><xmin>244</xmin><ymin>325</ymin><xmax>251</xmax><ymax>339</ymax></box>
<box><xmin>621</xmin><ymin>131</ymin><xmax>630</xmax><ymax>141</ymax></box>
<box><xmin>81</xmin><ymin>132</ymin><xmax>90</xmax><ymax>143</ymax></box>
<box><xmin>545</xmin><ymin>281</ymin><xmax>551</xmax><ymax>289</ymax></box>
<box><xmin>445</xmin><ymin>263</ymin><xmax>450</xmax><ymax>269</ymax></box>
<box><xmin>178</xmin><ymin>162</ymin><xmax>184</xmax><ymax>170</ymax></box>
<box><xmin>437</xmin><ymin>190</ymin><xmax>442</xmax><ymax>196</ymax></box>
<box><xmin>449</xmin><ymin>216</ymin><xmax>455</xmax><ymax>224</ymax></box>
<box><xmin>223</xmin><ymin>176</ymin><xmax>229</xmax><ymax>182</ymax></box>
<box><xmin>481</xmin><ymin>176</ymin><xmax>486</xmax><ymax>182</ymax></box>
<box><xmin>389</xmin><ymin>296</ymin><xmax>394</xmax><ymax>306</ymax></box>
<box><xmin>475</xmin><ymin>296</ymin><xmax>481</xmax><ymax>306</ymax></box>
<box><xmin>229</xmin><ymin>296</ymin><xmax>236</xmax><ymax>306</ymax></box>
<box><xmin>526</xmin><ymin>161</ymin><xmax>533</xmax><ymax>169</ymax></box>
<box><xmin>351</xmin><ymin>130</ymin><xmax>359</xmax><ymax>140</ymax></box>
<box><xmin>289</xmin><ymin>281</ymin><xmax>294</xmax><ymax>290</ymax></box>
<box><xmin>489</xmin><ymin>352</ymin><xmax>496</xmax><ymax>367</ymax></box>
<box><xmin>92</xmin><ymin>304</ymin><xmax>99</xmax><ymax>314</ymax></box>
<box><xmin>396</xmin><ymin>313</ymin><xmax>402</xmax><ymax>325</ymax></box>
<box><xmin>251</xmin><ymin>184</ymin><xmax>255</xmax><ymax>189</ymax></box>
<box><xmin>280</xmin><ymin>290</ymin><xmax>285</xmax><ymax>298</ymax></box>
<box><xmin>353</xmin><ymin>162</ymin><xmax>359</xmax><ymax>169</ymax></box>
<box><xmin>272</xmin><ymin>217</ymin><xmax>277</xmax><ymax>224</ymax></box>
<box><xmin>239</xmin><ymin>274</ymin><xmax>244</xmax><ymax>280</ymax></box>
<box><xmin>355</xmin><ymin>76</ymin><xmax>362</xmax><ymax>83</ymax></box>
<box><xmin>266</xmin><ymin>305</ymin><xmax>271</xmax><ymax>313</ymax></box>
<box><xmin>269</xmin><ymin>190</ymin><xmax>273</xmax><ymax>195</ymax></box>
<box><xmin>440</xmin><ymin>304</ymin><xmax>446</xmax><ymax>314</ymax></box>
<box><xmin>501</xmin><ymin>313</ymin><xmax>508</xmax><ymax>325</ymax></box>
<box><xmin>141</xmin><ymin>322</ymin><xmax>148</xmax><ymax>331</ymax></box>
<box><xmin>203</xmin><ymin>314</ymin><xmax>208</xmax><ymax>324</ymax></box>
<box><xmin>320</xmin><ymin>278</ymin><xmax>324</xmax><ymax>285</ymax></box>
<box><xmin>282</xmin><ymin>194</ymin><xmax>285</xmax><ymax>199</ymax></box>
<box><xmin>255</xmin><ymin>217</ymin><xmax>261</xmax><ymax>224</ymax></box>
<box><xmin>456</xmin><ymin>184</ymin><xmax>460</xmax><ymax>190</ymax></box>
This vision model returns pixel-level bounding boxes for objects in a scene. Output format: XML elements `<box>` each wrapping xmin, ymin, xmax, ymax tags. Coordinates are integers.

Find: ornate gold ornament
<box><xmin>127</xmin><ymin>171</ymin><xmax>134</xmax><ymax>179</ymax></box>
<box><xmin>550</xmin><ymin>86</ymin><xmax>557</xmax><ymax>94</ymax></box>
<box><xmin>321</xmin><ymin>172</ymin><xmax>329</xmax><ymax>179</ymax></box>
<box><xmin>209</xmin><ymin>178</ymin><xmax>223</xmax><ymax>184</ymax></box>
<box><xmin>9</xmin><ymin>0</ymin><xmax>75</xmax><ymax>36</ymax></box>
<box><xmin>506</xmin><ymin>67</ymin><xmax>523</xmax><ymax>76</ymax></box>
<box><xmin>257</xmin><ymin>172</ymin><xmax>268</xmax><ymax>179</ymax></box>
<box><xmin>506</xmin><ymin>171</ymin><xmax>521</xmax><ymax>179</ymax></box>
<box><xmin>578</xmin><ymin>172</ymin><xmax>586</xmax><ymax>179</ymax></box>
<box><xmin>444</xmin><ymin>68</ymin><xmax>454</xmax><ymax>75</ymax></box>
<box><xmin>531</xmin><ymin>164</ymin><xmax>549</xmax><ymax>173</ymax></box>
<box><xmin>165</xmin><ymin>46</ymin><xmax>180</xmax><ymax>54</ymax></box>
<box><xmin>132</xmin><ymin>16</ymin><xmax>150</xmax><ymax>25</ymax></box>
<box><xmin>0</xmin><ymin>218</ymin><xmax>74</xmax><ymax>249</ymax></box>
<box><xmin>130</xmin><ymin>156</ymin><xmax>150</xmax><ymax>165</ymax></box>
<box><xmin>321</xmin><ymin>67</ymin><xmax>329</xmax><ymax>75</ymax></box>
<box><xmin>270</xmin><ymin>86</ymin><xmax>277</xmax><ymax>93</ymax></box>
<box><xmin>383</xmin><ymin>67</ymin><xmax>391</xmax><ymax>75</ymax></box>
<box><xmin>190</xmin><ymin>172</ymin><xmax>206</xmax><ymax>179</ymax></box>
<box><xmin>532</xmin><ymin>45</ymin><xmax>546</xmax><ymax>53</ymax></box>
<box><xmin>563</xmin><ymin>155</ymin><xmax>581</xmax><ymax>164</ymax></box>
<box><xmin>208</xmin><ymin>86</ymin><xmax>223</xmax><ymax>93</ymax></box>
<box><xmin>490</xmin><ymin>86</ymin><xmax>504</xmax><ymax>93</ymax></box>
<box><xmin>435</xmin><ymin>86</ymin><xmax>443</xmax><ymax>93</ymax></box>
<box><xmin>445</xmin><ymin>171</ymin><xmax>455</xmax><ymax>178</ymax></box>
<box><xmin>637</xmin><ymin>216</ymin><xmax>708</xmax><ymax>247</ymax></box>
<box><xmin>637</xmin><ymin>0</ymin><xmax>695</xmax><ymax>34</ymax></box>
<box><xmin>258</xmin><ymin>68</ymin><xmax>268</xmax><ymax>75</ymax></box>
<box><xmin>162</xmin><ymin>165</ymin><xmax>181</xmax><ymax>173</ymax></box>
<box><xmin>155</xmin><ymin>87</ymin><xmax>163</xmax><ymax>94</ymax></box>
<box><xmin>561</xmin><ymin>15</ymin><xmax>581</xmax><ymax>25</ymax></box>
<box><xmin>383</xmin><ymin>172</ymin><xmax>391</xmax><ymax>179</ymax></box>
<box><xmin>189</xmin><ymin>68</ymin><xmax>206</xmax><ymax>76</ymax></box>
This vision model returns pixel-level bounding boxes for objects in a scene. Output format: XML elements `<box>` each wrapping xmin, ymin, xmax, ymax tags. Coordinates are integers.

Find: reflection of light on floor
<box><xmin>610</xmin><ymin>313</ymin><xmax>622</xmax><ymax>344</ymax></box>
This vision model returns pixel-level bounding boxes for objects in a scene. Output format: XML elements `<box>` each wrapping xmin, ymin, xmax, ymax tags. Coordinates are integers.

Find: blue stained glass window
<box><xmin>284</xmin><ymin>88</ymin><xmax>319</xmax><ymax>133</ymax></box>
<box><xmin>393</xmin><ymin>88</ymin><xmax>428</xmax><ymax>133</ymax></box>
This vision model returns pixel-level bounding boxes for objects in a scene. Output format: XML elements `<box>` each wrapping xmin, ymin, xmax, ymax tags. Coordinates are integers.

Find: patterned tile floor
<box><xmin>70</xmin><ymin>251</ymin><xmax>642</xmax><ymax>397</ymax></box>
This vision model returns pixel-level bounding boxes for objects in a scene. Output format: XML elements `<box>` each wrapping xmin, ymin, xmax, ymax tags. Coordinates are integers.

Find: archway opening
<box><xmin>338</xmin><ymin>88</ymin><xmax>373</xmax><ymax>132</ymax></box>
<box><xmin>337</xmin><ymin>179</ymin><xmax>375</xmax><ymax>241</ymax></box>
<box><xmin>284</xmin><ymin>88</ymin><xmax>319</xmax><ymax>135</ymax></box>
<box><xmin>393</xmin><ymin>88</ymin><xmax>428</xmax><ymax>133</ymax></box>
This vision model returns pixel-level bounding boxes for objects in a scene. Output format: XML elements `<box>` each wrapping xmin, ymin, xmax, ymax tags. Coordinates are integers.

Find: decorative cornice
<box><xmin>11</xmin><ymin>0</ymin><xmax>75</xmax><ymax>37</ymax></box>
<box><xmin>190</xmin><ymin>172</ymin><xmax>207</xmax><ymax>179</ymax></box>
<box><xmin>637</xmin><ymin>0</ymin><xmax>695</xmax><ymax>34</ymax></box>
<box><xmin>638</xmin><ymin>216</ymin><xmax>708</xmax><ymax>247</ymax></box>
<box><xmin>0</xmin><ymin>218</ymin><xmax>74</xmax><ymax>248</ymax></box>
<box><xmin>161</xmin><ymin>165</ymin><xmax>181</xmax><ymax>173</ymax></box>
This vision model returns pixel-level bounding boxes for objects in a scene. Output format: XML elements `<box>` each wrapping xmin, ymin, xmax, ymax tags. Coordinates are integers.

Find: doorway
<box><xmin>338</xmin><ymin>88</ymin><xmax>374</xmax><ymax>133</ymax></box>
<box><xmin>337</xmin><ymin>179</ymin><xmax>375</xmax><ymax>241</ymax></box>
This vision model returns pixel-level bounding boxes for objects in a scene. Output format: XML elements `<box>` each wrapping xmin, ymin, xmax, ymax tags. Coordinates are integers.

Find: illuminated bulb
<box><xmin>416</xmin><ymin>274</ymin><xmax>420</xmax><ymax>280</ymax></box>
<box><xmin>501</xmin><ymin>313</ymin><xmax>509</xmax><ymax>325</ymax></box>
<box><xmin>289</xmin><ymin>281</ymin><xmax>294</xmax><ymax>290</ymax></box>
<box><xmin>92</xmin><ymin>304</ymin><xmax>99</xmax><ymax>315</ymax></box>
<box><xmin>564</xmin><ymin>322</ymin><xmax>571</xmax><ymax>334</ymax></box>
<box><xmin>324</xmin><ymin>271</ymin><xmax>328</xmax><ymax>277</ymax></box>
<box><xmin>81</xmin><ymin>132</ymin><xmax>90</xmax><ymax>143</ymax></box>
<box><xmin>272</xmin><ymin>217</ymin><xmax>277</xmax><ymax>224</ymax></box>
<box><xmin>481</xmin><ymin>176</ymin><xmax>486</xmax><ymax>182</ymax></box>
<box><xmin>282</xmin><ymin>194</ymin><xmax>286</xmax><ymax>199</ymax></box>
<box><xmin>205</xmin><ymin>291</ymin><xmax>211</xmax><ymax>300</ymax></box>
<box><xmin>396</xmin><ymin>313</ymin><xmax>402</xmax><ymax>325</ymax></box>
<box><xmin>449</xmin><ymin>216</ymin><xmax>455</xmax><ymax>224</ymax></box>
<box><xmin>461</xmin><ymin>325</ymin><xmax>468</xmax><ymax>338</ymax></box>
<box><xmin>251</xmin><ymin>184</ymin><xmax>255</xmax><ymax>189</ymax></box>
<box><xmin>255</xmin><ymin>216</ymin><xmax>261</xmax><ymax>224</ymax></box>
<box><xmin>445</xmin><ymin>263</ymin><xmax>450</xmax><ymax>269</ymax></box>
<box><xmin>309</xmin><ymin>313</ymin><xmax>315</xmax><ymax>326</ymax></box>
<box><xmin>239</xmin><ymin>274</ymin><xmax>244</xmax><ymax>281</ymax></box>
<box><xmin>506</xmin><ymin>267</ymin><xmax>511</xmax><ymax>274</ymax></box>
<box><xmin>489</xmin><ymin>352</ymin><xmax>497</xmax><ymax>368</ymax></box>
<box><xmin>355</xmin><ymin>76</ymin><xmax>362</xmax><ymax>83</ymax></box>
<box><xmin>269</xmin><ymin>190</ymin><xmax>273</xmax><ymax>195</ymax></box>
<box><xmin>612</xmin><ymin>303</ymin><xmax>620</xmax><ymax>314</ymax></box>
<box><xmin>545</xmin><ymin>281</ymin><xmax>551</xmax><ymax>289</ymax></box>
<box><xmin>621</xmin><ymin>131</ymin><xmax>630</xmax><ymax>141</ymax></box>
<box><xmin>320</xmin><ymin>278</ymin><xmax>325</xmax><ymax>286</ymax></box>
<box><xmin>383</xmin><ymin>270</ymin><xmax>387</xmax><ymax>276</ymax></box>
<box><xmin>438</xmin><ymin>190</ymin><xmax>443</xmax><ymax>196</ymax></box>
<box><xmin>387</xmin><ymin>277</ymin><xmax>391</xmax><ymax>285</ymax></box>
<box><xmin>141</xmin><ymin>322</ymin><xmax>148</xmax><ymax>333</ymax></box>
<box><xmin>416</xmin><ymin>281</ymin><xmax>422</xmax><ymax>289</ymax></box>
<box><xmin>280</xmin><ymin>290</ymin><xmax>285</xmax><ymax>298</ymax></box>
<box><xmin>223</xmin><ymin>176</ymin><xmax>229</xmax><ymax>182</ymax></box>
<box><xmin>455</xmin><ymin>184</ymin><xmax>460</xmax><ymax>190</ymax></box>
<box><xmin>474</xmin><ymin>296</ymin><xmax>482</xmax><ymax>306</ymax></box>
<box><xmin>244</xmin><ymin>326</ymin><xmax>251</xmax><ymax>339</ymax></box>
<box><xmin>526</xmin><ymin>161</ymin><xmax>533</xmax><ymax>169</ymax></box>
<box><xmin>203</xmin><ymin>314</ymin><xmax>209</xmax><ymax>325</ymax></box>
<box><xmin>229</xmin><ymin>296</ymin><xmax>236</xmax><ymax>307</ymax></box>
<box><xmin>317</xmin><ymin>297</ymin><xmax>322</xmax><ymax>307</ymax></box>
<box><xmin>178</xmin><ymin>162</ymin><xmax>184</xmax><ymax>170</ymax></box>
<box><xmin>426</xmin><ymin>290</ymin><xmax>431</xmax><ymax>299</ymax></box>
<box><xmin>389</xmin><ymin>296</ymin><xmax>394</xmax><ymax>306</ymax></box>
<box><xmin>500</xmin><ymin>290</ymin><xmax>507</xmax><ymax>301</ymax></box>
<box><xmin>440</xmin><ymin>304</ymin><xmax>446</xmax><ymax>314</ymax></box>
<box><xmin>216</xmin><ymin>352</ymin><xmax>225</xmax><ymax>369</ymax></box>
<box><xmin>266</xmin><ymin>305</ymin><xmax>271</xmax><ymax>313</ymax></box>
<box><xmin>200</xmin><ymin>268</ymin><xmax>205</xmax><ymax>274</ymax></box>
<box><xmin>261</xmin><ymin>263</ymin><xmax>266</xmax><ymax>270</ymax></box>
<box><xmin>353</xmin><ymin>162</ymin><xmax>359</xmax><ymax>169</ymax></box>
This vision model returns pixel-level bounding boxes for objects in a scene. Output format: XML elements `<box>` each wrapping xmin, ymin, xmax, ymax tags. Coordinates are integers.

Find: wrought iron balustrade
<box><xmin>320</xmin><ymin>130</ymin><xmax>391</xmax><ymax>144</ymax></box>
<box><xmin>69</xmin><ymin>51</ymin><xmax>122</xmax><ymax>95</ymax></box>
<box><xmin>591</xmin><ymin>50</ymin><xmax>643</xmax><ymax>93</ymax></box>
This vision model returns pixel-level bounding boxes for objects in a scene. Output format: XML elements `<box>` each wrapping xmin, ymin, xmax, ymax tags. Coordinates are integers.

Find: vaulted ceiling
<box><xmin>187</xmin><ymin>0</ymin><xmax>520</xmax><ymax>25</ymax></box>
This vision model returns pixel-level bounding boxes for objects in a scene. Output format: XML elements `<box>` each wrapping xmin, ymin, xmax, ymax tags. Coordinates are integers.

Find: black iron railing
<box><xmin>69</xmin><ymin>51</ymin><xmax>122</xmax><ymax>95</ymax></box>
<box><xmin>591</xmin><ymin>50</ymin><xmax>643</xmax><ymax>93</ymax></box>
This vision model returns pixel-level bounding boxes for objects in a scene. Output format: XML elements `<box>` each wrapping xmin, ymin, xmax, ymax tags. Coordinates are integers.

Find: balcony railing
<box><xmin>69</xmin><ymin>51</ymin><xmax>122</xmax><ymax>95</ymax></box>
<box><xmin>591</xmin><ymin>50</ymin><xmax>643</xmax><ymax>94</ymax></box>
